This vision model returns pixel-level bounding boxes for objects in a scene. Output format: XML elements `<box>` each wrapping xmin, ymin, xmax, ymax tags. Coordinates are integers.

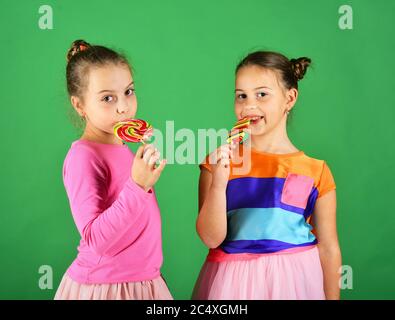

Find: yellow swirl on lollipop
<box><xmin>113</xmin><ymin>119</ymin><xmax>153</xmax><ymax>143</ymax></box>
<box><xmin>226</xmin><ymin>117</ymin><xmax>251</xmax><ymax>144</ymax></box>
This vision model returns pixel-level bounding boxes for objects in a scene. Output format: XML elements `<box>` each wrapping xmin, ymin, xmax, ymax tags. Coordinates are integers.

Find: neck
<box><xmin>81</xmin><ymin>122</ymin><xmax>123</xmax><ymax>145</ymax></box>
<box><xmin>249</xmin><ymin>119</ymin><xmax>298</xmax><ymax>154</ymax></box>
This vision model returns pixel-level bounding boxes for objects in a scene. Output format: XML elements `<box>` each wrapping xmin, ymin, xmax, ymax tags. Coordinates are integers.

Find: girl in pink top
<box><xmin>54</xmin><ymin>40</ymin><xmax>172</xmax><ymax>300</ymax></box>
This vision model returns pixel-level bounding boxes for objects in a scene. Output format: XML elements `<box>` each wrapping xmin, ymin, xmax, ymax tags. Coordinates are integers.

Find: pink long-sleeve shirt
<box><xmin>62</xmin><ymin>139</ymin><xmax>163</xmax><ymax>284</ymax></box>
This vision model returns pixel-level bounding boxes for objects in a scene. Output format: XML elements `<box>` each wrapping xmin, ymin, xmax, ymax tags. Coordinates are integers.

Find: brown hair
<box><xmin>66</xmin><ymin>39</ymin><xmax>131</xmax><ymax>99</ymax></box>
<box><xmin>236</xmin><ymin>51</ymin><xmax>311</xmax><ymax>90</ymax></box>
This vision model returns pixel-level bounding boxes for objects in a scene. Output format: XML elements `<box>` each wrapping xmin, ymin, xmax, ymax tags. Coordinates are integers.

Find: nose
<box><xmin>241</xmin><ymin>104</ymin><xmax>258</xmax><ymax>118</ymax></box>
<box><xmin>117</xmin><ymin>100</ymin><xmax>129</xmax><ymax>114</ymax></box>
<box><xmin>245</xmin><ymin>105</ymin><xmax>258</xmax><ymax>110</ymax></box>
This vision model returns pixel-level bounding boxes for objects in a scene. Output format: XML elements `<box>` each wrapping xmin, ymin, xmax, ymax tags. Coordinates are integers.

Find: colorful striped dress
<box><xmin>192</xmin><ymin>145</ymin><xmax>336</xmax><ymax>300</ymax></box>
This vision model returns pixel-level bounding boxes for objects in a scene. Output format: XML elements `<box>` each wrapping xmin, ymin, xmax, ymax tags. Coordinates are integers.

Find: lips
<box><xmin>113</xmin><ymin>118</ymin><xmax>132</xmax><ymax>126</ymax></box>
<box><xmin>242</xmin><ymin>114</ymin><xmax>265</xmax><ymax>125</ymax></box>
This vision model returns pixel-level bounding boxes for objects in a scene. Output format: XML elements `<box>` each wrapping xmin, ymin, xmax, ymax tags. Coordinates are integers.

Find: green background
<box><xmin>0</xmin><ymin>0</ymin><xmax>394</xmax><ymax>299</ymax></box>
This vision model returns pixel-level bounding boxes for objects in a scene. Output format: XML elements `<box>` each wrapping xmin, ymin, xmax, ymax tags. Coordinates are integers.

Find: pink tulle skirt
<box><xmin>192</xmin><ymin>246</ymin><xmax>325</xmax><ymax>300</ymax></box>
<box><xmin>54</xmin><ymin>273</ymin><xmax>173</xmax><ymax>300</ymax></box>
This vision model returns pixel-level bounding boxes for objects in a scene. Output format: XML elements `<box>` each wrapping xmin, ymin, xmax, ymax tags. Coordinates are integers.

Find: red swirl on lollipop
<box><xmin>113</xmin><ymin>119</ymin><xmax>153</xmax><ymax>143</ymax></box>
<box><xmin>227</xmin><ymin>117</ymin><xmax>251</xmax><ymax>144</ymax></box>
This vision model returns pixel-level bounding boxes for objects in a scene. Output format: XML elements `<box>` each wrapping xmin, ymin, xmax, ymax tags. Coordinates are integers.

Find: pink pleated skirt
<box><xmin>54</xmin><ymin>273</ymin><xmax>173</xmax><ymax>300</ymax></box>
<box><xmin>192</xmin><ymin>246</ymin><xmax>325</xmax><ymax>300</ymax></box>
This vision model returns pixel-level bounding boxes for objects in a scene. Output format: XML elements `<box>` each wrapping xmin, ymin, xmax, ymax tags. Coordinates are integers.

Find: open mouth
<box><xmin>244</xmin><ymin>115</ymin><xmax>265</xmax><ymax>125</ymax></box>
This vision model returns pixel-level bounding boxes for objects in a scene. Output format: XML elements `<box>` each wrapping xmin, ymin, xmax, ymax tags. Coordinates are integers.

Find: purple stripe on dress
<box><xmin>304</xmin><ymin>188</ymin><xmax>318</xmax><ymax>219</ymax></box>
<box><xmin>221</xmin><ymin>239</ymin><xmax>318</xmax><ymax>254</ymax></box>
<box><xmin>226</xmin><ymin>177</ymin><xmax>318</xmax><ymax>218</ymax></box>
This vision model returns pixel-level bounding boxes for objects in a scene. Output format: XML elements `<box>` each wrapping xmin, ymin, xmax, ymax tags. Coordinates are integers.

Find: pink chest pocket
<box><xmin>281</xmin><ymin>173</ymin><xmax>315</xmax><ymax>209</ymax></box>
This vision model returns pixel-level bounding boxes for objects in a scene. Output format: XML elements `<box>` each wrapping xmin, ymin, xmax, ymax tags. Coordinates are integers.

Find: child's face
<box><xmin>234</xmin><ymin>65</ymin><xmax>296</xmax><ymax>137</ymax></box>
<box><xmin>79</xmin><ymin>63</ymin><xmax>137</xmax><ymax>135</ymax></box>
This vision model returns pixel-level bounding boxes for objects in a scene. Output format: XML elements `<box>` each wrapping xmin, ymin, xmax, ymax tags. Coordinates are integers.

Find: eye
<box><xmin>102</xmin><ymin>95</ymin><xmax>114</xmax><ymax>103</ymax></box>
<box><xmin>257</xmin><ymin>92</ymin><xmax>267</xmax><ymax>98</ymax></box>
<box><xmin>236</xmin><ymin>93</ymin><xmax>247</xmax><ymax>100</ymax></box>
<box><xmin>125</xmin><ymin>88</ymin><xmax>135</xmax><ymax>96</ymax></box>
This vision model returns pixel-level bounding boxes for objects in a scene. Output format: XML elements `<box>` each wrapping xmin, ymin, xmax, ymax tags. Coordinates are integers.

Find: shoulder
<box><xmin>63</xmin><ymin>140</ymin><xmax>108</xmax><ymax>178</ymax></box>
<box><xmin>65</xmin><ymin>140</ymin><xmax>102</xmax><ymax>164</ymax></box>
<box><xmin>285</xmin><ymin>151</ymin><xmax>335</xmax><ymax>185</ymax></box>
<box><xmin>301</xmin><ymin>153</ymin><xmax>336</xmax><ymax>196</ymax></box>
<box><xmin>299</xmin><ymin>152</ymin><xmax>333</xmax><ymax>174</ymax></box>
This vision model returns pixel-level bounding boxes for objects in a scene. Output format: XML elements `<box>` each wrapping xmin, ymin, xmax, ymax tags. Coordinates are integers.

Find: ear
<box><xmin>70</xmin><ymin>96</ymin><xmax>85</xmax><ymax>117</ymax></box>
<box><xmin>285</xmin><ymin>88</ymin><xmax>298</xmax><ymax>112</ymax></box>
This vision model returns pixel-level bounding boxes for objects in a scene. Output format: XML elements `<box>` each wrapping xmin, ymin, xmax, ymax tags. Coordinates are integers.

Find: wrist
<box><xmin>131</xmin><ymin>177</ymin><xmax>152</xmax><ymax>193</ymax></box>
<box><xmin>210</xmin><ymin>183</ymin><xmax>227</xmax><ymax>192</ymax></box>
<box><xmin>138</xmin><ymin>183</ymin><xmax>152</xmax><ymax>193</ymax></box>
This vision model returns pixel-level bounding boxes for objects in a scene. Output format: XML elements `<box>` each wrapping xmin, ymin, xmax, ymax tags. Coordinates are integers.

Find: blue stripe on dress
<box><xmin>221</xmin><ymin>207</ymin><xmax>317</xmax><ymax>253</ymax></box>
<box><xmin>226</xmin><ymin>177</ymin><xmax>318</xmax><ymax>219</ymax></box>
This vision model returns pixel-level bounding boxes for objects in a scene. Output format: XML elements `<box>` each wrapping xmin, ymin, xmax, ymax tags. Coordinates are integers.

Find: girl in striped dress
<box><xmin>192</xmin><ymin>51</ymin><xmax>341</xmax><ymax>300</ymax></box>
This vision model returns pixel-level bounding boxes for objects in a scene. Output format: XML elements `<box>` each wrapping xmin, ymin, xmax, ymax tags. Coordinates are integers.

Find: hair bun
<box><xmin>290</xmin><ymin>57</ymin><xmax>311</xmax><ymax>81</ymax></box>
<box><xmin>66</xmin><ymin>40</ymin><xmax>91</xmax><ymax>63</ymax></box>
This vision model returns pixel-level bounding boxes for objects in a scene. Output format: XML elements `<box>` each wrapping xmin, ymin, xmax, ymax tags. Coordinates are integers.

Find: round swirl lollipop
<box><xmin>113</xmin><ymin>119</ymin><xmax>153</xmax><ymax>143</ymax></box>
<box><xmin>226</xmin><ymin>117</ymin><xmax>250</xmax><ymax>144</ymax></box>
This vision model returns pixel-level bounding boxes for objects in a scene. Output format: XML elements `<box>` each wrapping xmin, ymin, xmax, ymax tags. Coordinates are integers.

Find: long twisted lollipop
<box><xmin>226</xmin><ymin>117</ymin><xmax>251</xmax><ymax>144</ymax></box>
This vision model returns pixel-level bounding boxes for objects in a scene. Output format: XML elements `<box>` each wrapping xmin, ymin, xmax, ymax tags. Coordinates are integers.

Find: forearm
<box><xmin>80</xmin><ymin>178</ymin><xmax>150</xmax><ymax>256</ymax></box>
<box><xmin>317</xmin><ymin>245</ymin><xmax>342</xmax><ymax>300</ymax></box>
<box><xmin>196</xmin><ymin>185</ymin><xmax>227</xmax><ymax>248</ymax></box>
